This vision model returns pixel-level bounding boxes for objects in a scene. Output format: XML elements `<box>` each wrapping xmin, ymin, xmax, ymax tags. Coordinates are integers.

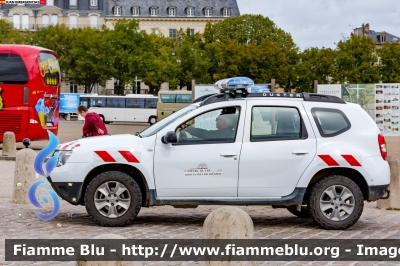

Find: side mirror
<box><xmin>162</xmin><ymin>131</ymin><xmax>177</xmax><ymax>144</ymax></box>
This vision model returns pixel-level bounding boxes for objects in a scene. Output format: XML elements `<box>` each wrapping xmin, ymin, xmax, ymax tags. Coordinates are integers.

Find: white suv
<box><xmin>49</xmin><ymin>77</ymin><xmax>390</xmax><ymax>230</ymax></box>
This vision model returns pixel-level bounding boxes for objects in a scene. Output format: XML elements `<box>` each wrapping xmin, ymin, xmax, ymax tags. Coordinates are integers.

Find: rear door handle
<box><xmin>292</xmin><ymin>150</ymin><xmax>309</xmax><ymax>155</ymax></box>
<box><xmin>220</xmin><ymin>153</ymin><xmax>237</xmax><ymax>157</ymax></box>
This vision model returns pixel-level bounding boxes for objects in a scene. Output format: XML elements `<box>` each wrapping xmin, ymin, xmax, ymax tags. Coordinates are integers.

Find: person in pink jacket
<box><xmin>77</xmin><ymin>105</ymin><xmax>108</xmax><ymax>137</ymax></box>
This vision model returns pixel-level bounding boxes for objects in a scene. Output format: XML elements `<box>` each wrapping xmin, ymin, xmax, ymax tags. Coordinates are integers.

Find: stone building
<box><xmin>353</xmin><ymin>23</ymin><xmax>400</xmax><ymax>47</ymax></box>
<box><xmin>0</xmin><ymin>0</ymin><xmax>240</xmax><ymax>94</ymax></box>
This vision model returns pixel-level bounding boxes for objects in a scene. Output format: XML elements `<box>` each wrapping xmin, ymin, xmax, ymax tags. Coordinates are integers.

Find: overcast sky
<box><xmin>236</xmin><ymin>0</ymin><xmax>400</xmax><ymax>50</ymax></box>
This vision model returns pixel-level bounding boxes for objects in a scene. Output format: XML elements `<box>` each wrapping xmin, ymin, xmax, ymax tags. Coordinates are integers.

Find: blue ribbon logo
<box><xmin>29</xmin><ymin>130</ymin><xmax>61</xmax><ymax>220</ymax></box>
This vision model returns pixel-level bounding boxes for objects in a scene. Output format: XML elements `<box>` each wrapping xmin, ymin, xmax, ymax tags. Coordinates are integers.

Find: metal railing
<box><xmin>14</xmin><ymin>23</ymin><xmax>103</xmax><ymax>31</ymax></box>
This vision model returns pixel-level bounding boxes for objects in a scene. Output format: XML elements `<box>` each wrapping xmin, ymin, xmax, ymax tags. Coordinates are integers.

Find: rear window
<box><xmin>0</xmin><ymin>53</ymin><xmax>28</xmax><ymax>84</ymax></box>
<box><xmin>38</xmin><ymin>52</ymin><xmax>60</xmax><ymax>86</ymax></box>
<box><xmin>311</xmin><ymin>108</ymin><xmax>351</xmax><ymax>137</ymax></box>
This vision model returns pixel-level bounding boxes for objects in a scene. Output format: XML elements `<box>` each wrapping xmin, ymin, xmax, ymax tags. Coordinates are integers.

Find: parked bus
<box><xmin>78</xmin><ymin>94</ymin><xmax>158</xmax><ymax>124</ymax></box>
<box><xmin>156</xmin><ymin>90</ymin><xmax>192</xmax><ymax>121</ymax></box>
<box><xmin>0</xmin><ymin>45</ymin><xmax>61</xmax><ymax>142</ymax></box>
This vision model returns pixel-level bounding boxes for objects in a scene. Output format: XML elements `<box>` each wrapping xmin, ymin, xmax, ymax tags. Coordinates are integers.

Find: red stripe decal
<box><xmin>119</xmin><ymin>151</ymin><xmax>140</xmax><ymax>163</ymax></box>
<box><xmin>342</xmin><ymin>155</ymin><xmax>362</xmax><ymax>167</ymax></box>
<box><xmin>61</xmin><ymin>144</ymin><xmax>69</xmax><ymax>150</ymax></box>
<box><xmin>95</xmin><ymin>151</ymin><xmax>116</xmax><ymax>162</ymax></box>
<box><xmin>318</xmin><ymin>155</ymin><xmax>340</xmax><ymax>166</ymax></box>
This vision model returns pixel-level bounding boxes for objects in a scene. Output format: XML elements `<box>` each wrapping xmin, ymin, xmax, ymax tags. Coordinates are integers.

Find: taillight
<box><xmin>378</xmin><ymin>134</ymin><xmax>387</xmax><ymax>161</ymax></box>
<box><xmin>29</xmin><ymin>108</ymin><xmax>39</xmax><ymax>124</ymax></box>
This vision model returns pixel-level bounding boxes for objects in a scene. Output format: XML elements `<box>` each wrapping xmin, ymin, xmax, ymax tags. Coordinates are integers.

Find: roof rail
<box><xmin>199</xmin><ymin>92</ymin><xmax>346</xmax><ymax>106</ymax></box>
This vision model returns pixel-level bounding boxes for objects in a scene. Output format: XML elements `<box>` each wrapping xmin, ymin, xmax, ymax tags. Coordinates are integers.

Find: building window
<box><xmin>42</xmin><ymin>15</ymin><xmax>49</xmax><ymax>26</ymax></box>
<box><xmin>151</xmin><ymin>28</ymin><xmax>160</xmax><ymax>35</ymax></box>
<box><xmin>90</xmin><ymin>0</ymin><xmax>97</xmax><ymax>7</ymax></box>
<box><xmin>13</xmin><ymin>14</ymin><xmax>20</xmax><ymax>29</ymax></box>
<box><xmin>205</xmin><ymin>7</ymin><xmax>212</xmax><ymax>17</ymax></box>
<box><xmin>169</xmin><ymin>29</ymin><xmax>177</xmax><ymax>38</ymax></box>
<box><xmin>51</xmin><ymin>14</ymin><xmax>58</xmax><ymax>25</ymax></box>
<box><xmin>169</xmin><ymin>7</ymin><xmax>176</xmax><ymax>17</ymax></box>
<box><xmin>187</xmin><ymin>7</ymin><xmax>194</xmax><ymax>17</ymax></box>
<box><xmin>70</xmin><ymin>83</ymin><xmax>78</xmax><ymax>93</ymax></box>
<box><xmin>90</xmin><ymin>15</ymin><xmax>98</xmax><ymax>28</ymax></box>
<box><xmin>150</xmin><ymin>7</ymin><xmax>159</xmax><ymax>16</ymax></box>
<box><xmin>114</xmin><ymin>6</ymin><xmax>122</xmax><ymax>16</ymax></box>
<box><xmin>132</xmin><ymin>7</ymin><xmax>140</xmax><ymax>16</ymax></box>
<box><xmin>189</xmin><ymin>29</ymin><xmax>195</xmax><ymax>36</ymax></box>
<box><xmin>70</xmin><ymin>0</ymin><xmax>77</xmax><ymax>6</ymax></box>
<box><xmin>21</xmin><ymin>14</ymin><xmax>29</xmax><ymax>30</ymax></box>
<box><xmin>222</xmin><ymin>7</ymin><xmax>230</xmax><ymax>17</ymax></box>
<box><xmin>69</xmin><ymin>15</ymin><xmax>77</xmax><ymax>29</ymax></box>
<box><xmin>47</xmin><ymin>0</ymin><xmax>54</xmax><ymax>5</ymax></box>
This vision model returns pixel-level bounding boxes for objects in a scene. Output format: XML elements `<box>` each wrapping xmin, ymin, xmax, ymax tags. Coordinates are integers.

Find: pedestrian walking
<box><xmin>76</xmin><ymin>105</ymin><xmax>108</xmax><ymax>137</ymax></box>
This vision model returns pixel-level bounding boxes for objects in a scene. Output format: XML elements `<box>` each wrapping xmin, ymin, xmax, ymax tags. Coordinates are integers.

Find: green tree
<box><xmin>141</xmin><ymin>34</ymin><xmax>178</xmax><ymax>94</ymax></box>
<box><xmin>203</xmin><ymin>14</ymin><xmax>297</xmax><ymax>50</ymax></box>
<box><xmin>203</xmin><ymin>14</ymin><xmax>299</xmax><ymax>91</ymax></box>
<box><xmin>0</xmin><ymin>20</ymin><xmax>25</xmax><ymax>44</ymax></box>
<box><xmin>107</xmin><ymin>19</ymin><xmax>151</xmax><ymax>93</ymax></box>
<box><xmin>334</xmin><ymin>35</ymin><xmax>379</xmax><ymax>84</ymax></box>
<box><xmin>67</xmin><ymin>27</ymin><xmax>114</xmax><ymax>93</ymax></box>
<box><xmin>296</xmin><ymin>47</ymin><xmax>336</xmax><ymax>92</ymax></box>
<box><xmin>27</xmin><ymin>25</ymin><xmax>75</xmax><ymax>78</ymax></box>
<box><xmin>173</xmin><ymin>29</ymin><xmax>211</xmax><ymax>89</ymax></box>
<box><xmin>378</xmin><ymin>41</ymin><xmax>400</xmax><ymax>83</ymax></box>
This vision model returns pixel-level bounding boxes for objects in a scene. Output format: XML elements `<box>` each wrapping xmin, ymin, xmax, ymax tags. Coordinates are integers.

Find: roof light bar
<box><xmin>214</xmin><ymin>77</ymin><xmax>255</xmax><ymax>93</ymax></box>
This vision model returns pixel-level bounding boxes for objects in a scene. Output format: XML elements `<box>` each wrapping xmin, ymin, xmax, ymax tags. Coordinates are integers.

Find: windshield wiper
<box><xmin>134</xmin><ymin>132</ymin><xmax>142</xmax><ymax>138</ymax></box>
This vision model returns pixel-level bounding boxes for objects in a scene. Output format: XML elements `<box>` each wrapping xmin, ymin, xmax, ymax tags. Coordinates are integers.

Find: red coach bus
<box><xmin>0</xmin><ymin>45</ymin><xmax>60</xmax><ymax>142</ymax></box>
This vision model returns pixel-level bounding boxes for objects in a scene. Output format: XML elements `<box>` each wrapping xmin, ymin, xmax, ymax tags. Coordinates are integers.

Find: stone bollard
<box><xmin>377</xmin><ymin>156</ymin><xmax>400</xmax><ymax>210</ymax></box>
<box><xmin>76</xmin><ymin>234</ymin><xmax>142</xmax><ymax>266</ymax></box>
<box><xmin>2</xmin><ymin>131</ymin><xmax>16</xmax><ymax>157</ymax></box>
<box><xmin>12</xmin><ymin>148</ymin><xmax>37</xmax><ymax>204</ymax></box>
<box><xmin>202</xmin><ymin>207</ymin><xmax>256</xmax><ymax>266</ymax></box>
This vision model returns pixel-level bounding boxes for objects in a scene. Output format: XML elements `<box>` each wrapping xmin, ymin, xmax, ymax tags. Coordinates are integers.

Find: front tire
<box><xmin>308</xmin><ymin>175</ymin><xmax>364</xmax><ymax>230</ymax></box>
<box><xmin>84</xmin><ymin>171</ymin><xmax>142</xmax><ymax>226</ymax></box>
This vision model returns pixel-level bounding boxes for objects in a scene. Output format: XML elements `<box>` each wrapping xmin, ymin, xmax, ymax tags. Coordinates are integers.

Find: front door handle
<box><xmin>220</xmin><ymin>153</ymin><xmax>237</xmax><ymax>157</ymax></box>
<box><xmin>292</xmin><ymin>150</ymin><xmax>309</xmax><ymax>155</ymax></box>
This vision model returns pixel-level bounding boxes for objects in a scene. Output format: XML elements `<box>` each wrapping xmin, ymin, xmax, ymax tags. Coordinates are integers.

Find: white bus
<box><xmin>78</xmin><ymin>94</ymin><xmax>158</xmax><ymax>124</ymax></box>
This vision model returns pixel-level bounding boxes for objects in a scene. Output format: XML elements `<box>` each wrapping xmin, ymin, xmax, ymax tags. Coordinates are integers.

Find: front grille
<box><xmin>0</xmin><ymin>114</ymin><xmax>22</xmax><ymax>135</ymax></box>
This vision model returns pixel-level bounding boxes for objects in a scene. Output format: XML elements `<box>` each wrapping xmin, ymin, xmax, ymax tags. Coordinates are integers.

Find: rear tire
<box><xmin>149</xmin><ymin>116</ymin><xmax>157</xmax><ymax>125</ymax></box>
<box><xmin>308</xmin><ymin>175</ymin><xmax>364</xmax><ymax>230</ymax></box>
<box><xmin>99</xmin><ymin>114</ymin><xmax>110</xmax><ymax>124</ymax></box>
<box><xmin>287</xmin><ymin>206</ymin><xmax>311</xmax><ymax>218</ymax></box>
<box><xmin>84</xmin><ymin>171</ymin><xmax>142</xmax><ymax>226</ymax></box>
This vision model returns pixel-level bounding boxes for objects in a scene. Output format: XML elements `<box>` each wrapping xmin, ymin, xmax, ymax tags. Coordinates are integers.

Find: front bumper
<box><xmin>47</xmin><ymin>175</ymin><xmax>84</xmax><ymax>205</ymax></box>
<box><xmin>368</xmin><ymin>184</ymin><xmax>390</xmax><ymax>201</ymax></box>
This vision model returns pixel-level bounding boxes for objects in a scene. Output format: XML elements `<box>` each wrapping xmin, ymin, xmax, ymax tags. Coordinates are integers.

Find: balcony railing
<box><xmin>14</xmin><ymin>23</ymin><xmax>102</xmax><ymax>31</ymax></box>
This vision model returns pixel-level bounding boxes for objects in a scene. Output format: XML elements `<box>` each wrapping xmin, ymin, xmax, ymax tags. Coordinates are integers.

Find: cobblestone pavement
<box><xmin>1</xmin><ymin>160</ymin><xmax>400</xmax><ymax>266</ymax></box>
<box><xmin>1</xmin><ymin>121</ymin><xmax>400</xmax><ymax>266</ymax></box>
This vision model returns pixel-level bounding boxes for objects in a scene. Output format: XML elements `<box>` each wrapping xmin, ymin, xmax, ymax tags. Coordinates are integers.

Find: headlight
<box><xmin>57</xmin><ymin>150</ymin><xmax>73</xmax><ymax>167</ymax></box>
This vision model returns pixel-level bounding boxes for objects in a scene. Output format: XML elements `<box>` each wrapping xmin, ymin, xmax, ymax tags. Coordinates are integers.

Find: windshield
<box><xmin>140</xmin><ymin>104</ymin><xmax>199</xmax><ymax>137</ymax></box>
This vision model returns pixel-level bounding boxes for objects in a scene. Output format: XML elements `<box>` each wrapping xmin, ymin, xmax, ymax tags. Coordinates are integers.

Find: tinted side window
<box><xmin>106</xmin><ymin>98</ymin><xmax>125</xmax><ymax>108</ymax></box>
<box><xmin>126</xmin><ymin>98</ymin><xmax>145</xmax><ymax>108</ymax></box>
<box><xmin>176</xmin><ymin>94</ymin><xmax>192</xmax><ymax>103</ymax></box>
<box><xmin>311</xmin><ymin>107</ymin><xmax>351</xmax><ymax>137</ymax></box>
<box><xmin>145</xmin><ymin>98</ymin><xmax>157</xmax><ymax>108</ymax></box>
<box><xmin>160</xmin><ymin>94</ymin><xmax>176</xmax><ymax>103</ymax></box>
<box><xmin>0</xmin><ymin>53</ymin><xmax>28</xmax><ymax>84</ymax></box>
<box><xmin>90</xmin><ymin>97</ymin><xmax>106</xmax><ymax>107</ymax></box>
<box><xmin>251</xmin><ymin>107</ymin><xmax>304</xmax><ymax>141</ymax></box>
